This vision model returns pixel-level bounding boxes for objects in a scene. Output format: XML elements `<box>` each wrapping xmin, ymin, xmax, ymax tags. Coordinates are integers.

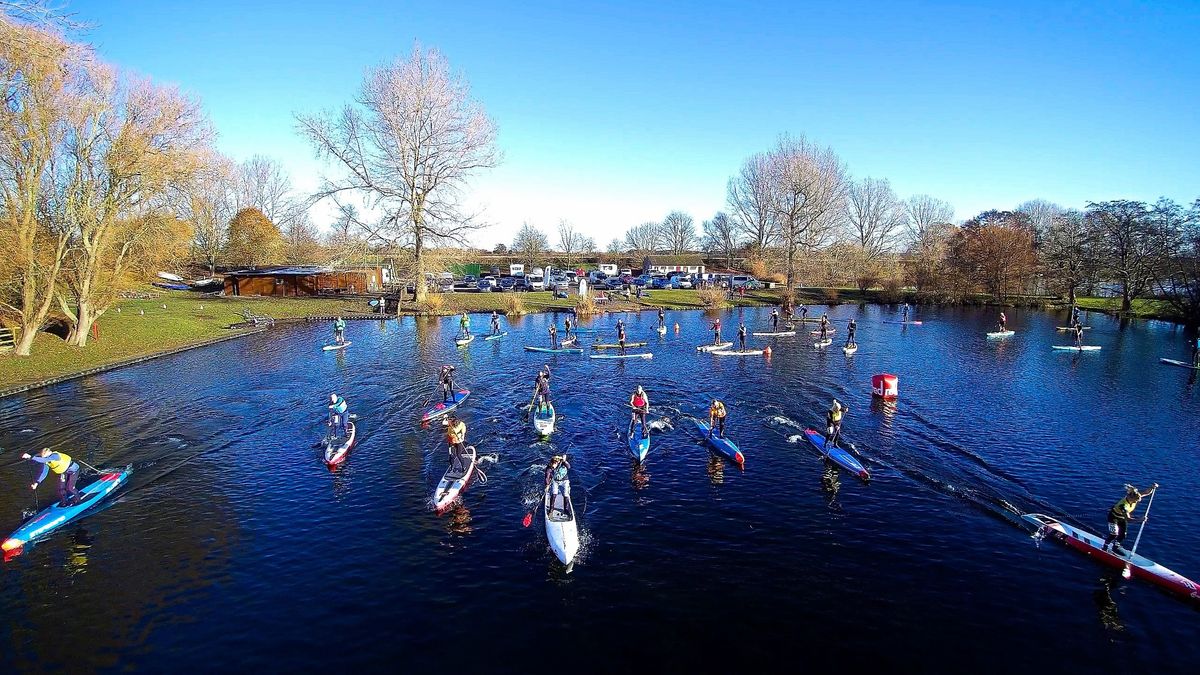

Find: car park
<box><xmin>499</xmin><ymin>276</ymin><xmax>516</xmax><ymax>292</ymax></box>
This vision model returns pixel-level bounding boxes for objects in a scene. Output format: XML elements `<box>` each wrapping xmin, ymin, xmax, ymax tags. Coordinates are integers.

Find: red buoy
<box><xmin>872</xmin><ymin>373</ymin><xmax>898</xmax><ymax>400</ymax></box>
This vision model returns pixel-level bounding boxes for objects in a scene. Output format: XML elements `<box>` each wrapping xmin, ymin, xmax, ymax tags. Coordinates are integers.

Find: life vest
<box><xmin>334</xmin><ymin>320</ymin><xmax>345</xmax><ymax>331</ymax></box>
<box><xmin>710</xmin><ymin>402</ymin><xmax>727</xmax><ymax>419</ymax></box>
<box><xmin>330</xmin><ymin>397</ymin><xmax>347</xmax><ymax>415</ymax></box>
<box><xmin>447</xmin><ymin>421</ymin><xmax>466</xmax><ymax>444</ymax></box>
<box><xmin>46</xmin><ymin>452</ymin><xmax>74</xmax><ymax>474</ymax></box>
<box><xmin>1110</xmin><ymin>496</ymin><xmax>1137</xmax><ymax>519</ymax></box>
<box><xmin>829</xmin><ymin>406</ymin><xmax>844</xmax><ymax>424</ymax></box>
<box><xmin>631</xmin><ymin>394</ymin><xmax>647</xmax><ymax>409</ymax></box>
<box><xmin>553</xmin><ymin>464</ymin><xmax>568</xmax><ymax>481</ymax></box>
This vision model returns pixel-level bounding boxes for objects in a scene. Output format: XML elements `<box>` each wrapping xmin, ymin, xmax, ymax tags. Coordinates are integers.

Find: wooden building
<box><xmin>223</xmin><ymin>266</ymin><xmax>385</xmax><ymax>297</ymax></box>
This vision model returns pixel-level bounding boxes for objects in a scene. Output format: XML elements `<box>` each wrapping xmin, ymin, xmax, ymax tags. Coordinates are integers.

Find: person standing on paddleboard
<box><xmin>548</xmin><ymin>323</ymin><xmax>559</xmax><ymax>349</ymax></box>
<box><xmin>770</xmin><ymin>309</ymin><xmax>779</xmax><ymax>332</ymax></box>
<box><xmin>546</xmin><ymin>455</ymin><xmax>571</xmax><ymax>507</ymax></box>
<box><xmin>799</xmin><ymin>303</ymin><xmax>808</xmax><ymax>321</ymax></box>
<box><xmin>825</xmin><ymin>399</ymin><xmax>848</xmax><ymax>449</ymax></box>
<box><xmin>819</xmin><ymin>314</ymin><xmax>830</xmax><ymax>341</ymax></box>
<box><xmin>902</xmin><ymin>303</ymin><xmax>910</xmax><ymax>323</ymax></box>
<box><xmin>846</xmin><ymin>318</ymin><xmax>857</xmax><ymax>348</ymax></box>
<box><xmin>629</xmin><ymin>386</ymin><xmax>650</xmax><ymax>438</ymax></box>
<box><xmin>328</xmin><ymin>393</ymin><xmax>350</xmax><ymax>437</ymax></box>
<box><xmin>658</xmin><ymin>308</ymin><xmax>666</xmax><ymax>331</ymax></box>
<box><xmin>709</xmin><ymin>399</ymin><xmax>728</xmax><ymax>438</ymax></box>
<box><xmin>23</xmin><ymin>448</ymin><xmax>81</xmax><ymax>507</ymax></box>
<box><xmin>490</xmin><ymin>311</ymin><xmax>501</xmax><ymax>336</ymax></box>
<box><xmin>564</xmin><ymin>316</ymin><xmax>573</xmax><ymax>340</ymax></box>
<box><xmin>1103</xmin><ymin>483</ymin><xmax>1158</xmax><ymax>555</ymax></box>
<box><xmin>534</xmin><ymin>366</ymin><xmax>552</xmax><ymax>413</ymax></box>
<box><xmin>738</xmin><ymin>323</ymin><xmax>747</xmax><ymax>352</ymax></box>
<box><xmin>1073</xmin><ymin>322</ymin><xmax>1085</xmax><ymax>348</ymax></box>
<box><xmin>1192</xmin><ymin>335</ymin><xmax>1199</xmax><ymax>368</ymax></box>
<box><xmin>439</xmin><ymin>365</ymin><xmax>456</xmax><ymax>403</ymax></box>
<box><xmin>445</xmin><ymin>414</ymin><xmax>468</xmax><ymax>473</ymax></box>
<box><xmin>333</xmin><ymin>316</ymin><xmax>346</xmax><ymax>345</ymax></box>
<box><xmin>997</xmin><ymin>311</ymin><xmax>1007</xmax><ymax>332</ymax></box>
<box><xmin>459</xmin><ymin>312</ymin><xmax>471</xmax><ymax>339</ymax></box>
<box><xmin>617</xmin><ymin>322</ymin><xmax>627</xmax><ymax>356</ymax></box>
<box><xmin>711</xmin><ymin>318</ymin><xmax>722</xmax><ymax>345</ymax></box>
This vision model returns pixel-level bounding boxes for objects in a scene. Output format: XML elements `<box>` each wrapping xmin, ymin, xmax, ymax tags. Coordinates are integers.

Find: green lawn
<box><xmin>1074</xmin><ymin>297</ymin><xmax>1178</xmax><ymax>321</ymax></box>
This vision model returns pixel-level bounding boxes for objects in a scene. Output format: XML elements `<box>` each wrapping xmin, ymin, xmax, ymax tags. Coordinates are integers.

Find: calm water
<box><xmin>1</xmin><ymin>304</ymin><xmax>1198</xmax><ymax>672</ymax></box>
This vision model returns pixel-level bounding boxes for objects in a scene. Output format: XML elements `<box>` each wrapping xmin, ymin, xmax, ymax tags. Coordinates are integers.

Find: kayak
<box><xmin>484</xmin><ymin>332</ymin><xmax>507</xmax><ymax>341</ymax></box>
<box><xmin>2</xmin><ymin>465</ymin><xmax>133</xmax><ymax>554</ymax></box>
<box><xmin>421</xmin><ymin>389</ymin><xmax>470</xmax><ymax>423</ymax></box>
<box><xmin>592</xmin><ymin>342</ymin><xmax>648</xmax><ymax>349</ymax></box>
<box><xmin>1023</xmin><ymin>513</ymin><xmax>1200</xmax><ymax>606</ymax></box>
<box><xmin>1052</xmin><ymin>345</ymin><xmax>1101</xmax><ymax>351</ymax></box>
<box><xmin>544</xmin><ymin>481</ymin><xmax>579</xmax><ymax>565</ymax></box>
<box><xmin>157</xmin><ymin>271</ymin><xmax>184</xmax><ymax>282</ymax></box>
<box><xmin>455</xmin><ymin>334</ymin><xmax>475</xmax><ymax>347</ymax></box>
<box><xmin>809</xmin><ymin>328</ymin><xmax>837</xmax><ymax>335</ymax></box>
<box><xmin>591</xmin><ymin>353</ymin><xmax>652</xmax><ymax>360</ymax></box>
<box><xmin>1056</xmin><ymin>326</ymin><xmax>1091</xmax><ymax>331</ymax></box>
<box><xmin>152</xmin><ymin>282</ymin><xmax>190</xmax><ymax>291</ymax></box>
<box><xmin>843</xmin><ymin>344</ymin><xmax>858</xmax><ymax>355</ymax></box>
<box><xmin>433</xmin><ymin>445</ymin><xmax>477</xmax><ymax>513</ymax></box>
<box><xmin>533</xmin><ymin>402</ymin><xmax>556</xmax><ymax>436</ymax></box>
<box><xmin>525</xmin><ymin>346</ymin><xmax>584</xmax><ymax>354</ymax></box>
<box><xmin>1160</xmin><ymin>358</ymin><xmax>1200</xmax><ymax>370</ymax></box>
<box><xmin>324</xmin><ymin>422</ymin><xmax>357</xmax><ymax>467</ymax></box>
<box><xmin>711</xmin><ymin>349</ymin><xmax>765</xmax><ymax>356</ymax></box>
<box><xmin>322</xmin><ymin>341</ymin><xmax>352</xmax><ymax>351</ymax></box>
<box><xmin>752</xmin><ymin>330</ymin><xmax>796</xmax><ymax>336</ymax></box>
<box><xmin>986</xmin><ymin>330</ymin><xmax>1015</xmax><ymax>338</ymax></box>
<box><xmin>813</xmin><ymin>339</ymin><xmax>833</xmax><ymax>348</ymax></box>
<box><xmin>802</xmin><ymin>428</ymin><xmax>869</xmax><ymax>481</ymax></box>
<box><xmin>629</xmin><ymin>425</ymin><xmax>650</xmax><ymax>461</ymax></box>
<box><xmin>695</xmin><ymin>420</ymin><xmax>744</xmax><ymax>465</ymax></box>
<box><xmin>697</xmin><ymin>342</ymin><xmax>734</xmax><ymax>352</ymax></box>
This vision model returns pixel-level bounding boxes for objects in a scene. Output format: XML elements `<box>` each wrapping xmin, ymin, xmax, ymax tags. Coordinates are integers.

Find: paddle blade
<box><xmin>522</xmin><ymin>512</ymin><xmax>533</xmax><ymax>528</ymax></box>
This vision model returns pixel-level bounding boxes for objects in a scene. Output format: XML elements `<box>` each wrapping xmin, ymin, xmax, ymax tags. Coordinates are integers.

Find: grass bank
<box><xmin>1073</xmin><ymin>297</ymin><xmax>1179</xmax><ymax>322</ymax></box>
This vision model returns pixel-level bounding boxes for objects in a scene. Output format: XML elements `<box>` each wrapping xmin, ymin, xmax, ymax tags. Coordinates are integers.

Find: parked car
<box><xmin>476</xmin><ymin>278</ymin><xmax>495</xmax><ymax>292</ymax></box>
<box><xmin>631</xmin><ymin>275</ymin><xmax>650</xmax><ymax>287</ymax></box>
<box><xmin>499</xmin><ymin>276</ymin><xmax>517</xmax><ymax>292</ymax></box>
<box><xmin>526</xmin><ymin>274</ymin><xmax>545</xmax><ymax>291</ymax></box>
<box><xmin>513</xmin><ymin>277</ymin><xmax>531</xmax><ymax>292</ymax></box>
<box><xmin>650</xmin><ymin>276</ymin><xmax>671</xmax><ymax>289</ymax></box>
<box><xmin>731</xmin><ymin>275</ymin><xmax>760</xmax><ymax>289</ymax></box>
<box><xmin>463</xmin><ymin>274</ymin><xmax>477</xmax><ymax>284</ymax></box>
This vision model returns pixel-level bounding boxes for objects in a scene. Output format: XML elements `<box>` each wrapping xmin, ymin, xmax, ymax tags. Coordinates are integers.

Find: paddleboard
<box><xmin>433</xmin><ymin>445</ymin><xmax>477</xmax><ymax>513</ymax></box>
<box><xmin>422</xmin><ymin>390</ymin><xmax>470</xmax><ymax>422</ymax></box>
<box><xmin>533</xmin><ymin>402</ymin><xmax>556</xmax><ymax>436</ymax></box>
<box><xmin>545</xmin><ymin>481</ymin><xmax>579</xmax><ymax>565</ymax></box>
<box><xmin>1052</xmin><ymin>345</ymin><xmax>1101</xmax><ymax>351</ymax></box>
<box><xmin>711</xmin><ymin>349</ymin><xmax>765</xmax><ymax>356</ymax></box>
<box><xmin>1056</xmin><ymin>326</ymin><xmax>1091</xmax><ymax>331</ymax></box>
<box><xmin>695</xmin><ymin>420</ymin><xmax>744</xmax><ymax>465</ymax></box>
<box><xmin>592</xmin><ymin>342</ymin><xmax>648</xmax><ymax>349</ymax></box>
<box><xmin>813</xmin><ymin>339</ymin><xmax>833</xmax><ymax>348</ymax></box>
<box><xmin>629</xmin><ymin>426</ymin><xmax>650</xmax><ymax>461</ymax></box>
<box><xmin>590</xmin><ymin>353</ymin><xmax>652</xmax><ymax>359</ymax></box>
<box><xmin>887</xmin><ymin>320</ymin><xmax>923</xmax><ymax>325</ymax></box>
<box><xmin>802</xmin><ymin>428</ymin><xmax>869</xmax><ymax>481</ymax></box>
<box><xmin>485</xmin><ymin>332</ymin><xmax>508</xmax><ymax>341</ymax></box>
<box><xmin>3</xmin><ymin>466</ymin><xmax>133</xmax><ymax>554</ymax></box>
<box><xmin>525</xmin><ymin>346</ymin><xmax>584</xmax><ymax>354</ymax></box>
<box><xmin>843</xmin><ymin>344</ymin><xmax>858</xmax><ymax>355</ymax></box>
<box><xmin>455</xmin><ymin>334</ymin><xmax>475</xmax><ymax>347</ymax></box>
<box><xmin>752</xmin><ymin>330</ymin><xmax>796</xmax><ymax>336</ymax></box>
<box><xmin>324</xmin><ymin>422</ymin><xmax>356</xmax><ymax>467</ymax></box>
<box><xmin>697</xmin><ymin>342</ymin><xmax>734</xmax><ymax>352</ymax></box>
<box><xmin>809</xmin><ymin>328</ymin><xmax>837</xmax><ymax>335</ymax></box>
<box><xmin>322</xmin><ymin>341</ymin><xmax>352</xmax><ymax>351</ymax></box>
<box><xmin>986</xmin><ymin>330</ymin><xmax>1015</xmax><ymax>338</ymax></box>
<box><xmin>1160</xmin><ymin>358</ymin><xmax>1200</xmax><ymax>370</ymax></box>
<box><xmin>1024</xmin><ymin>513</ymin><xmax>1200</xmax><ymax>606</ymax></box>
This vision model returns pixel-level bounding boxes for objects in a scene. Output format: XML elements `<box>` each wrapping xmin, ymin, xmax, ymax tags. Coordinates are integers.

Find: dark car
<box><xmin>513</xmin><ymin>277</ymin><xmax>531</xmax><ymax>292</ymax></box>
<box><xmin>498</xmin><ymin>276</ymin><xmax>516</xmax><ymax>292</ymax></box>
<box><xmin>463</xmin><ymin>274</ymin><xmax>477</xmax><ymax>284</ymax></box>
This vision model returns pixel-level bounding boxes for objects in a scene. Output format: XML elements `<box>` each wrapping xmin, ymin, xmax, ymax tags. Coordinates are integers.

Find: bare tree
<box><xmin>1041</xmin><ymin>209</ymin><xmax>1098</xmax><ymax>305</ymax></box>
<box><xmin>606</xmin><ymin>238</ymin><xmax>623</xmax><ymax>254</ymax></box>
<box><xmin>768</xmin><ymin>135</ymin><xmax>847</xmax><ymax>288</ymax></box>
<box><xmin>701</xmin><ymin>211</ymin><xmax>739</xmax><ymax>269</ymax></box>
<box><xmin>512</xmin><ymin>222</ymin><xmax>548</xmax><ymax>270</ymax></box>
<box><xmin>235</xmin><ymin>155</ymin><xmax>306</xmax><ymax>230</ymax></box>
<box><xmin>1089</xmin><ymin>200</ymin><xmax>1159</xmax><ymax>313</ymax></box>
<box><xmin>557</xmin><ymin>219</ymin><xmax>585</xmax><ymax>268</ymax></box>
<box><xmin>624</xmin><ymin>221</ymin><xmax>660</xmax><ymax>254</ymax></box>
<box><xmin>296</xmin><ymin>44</ymin><xmax>500</xmax><ymax>303</ymax></box>
<box><xmin>726</xmin><ymin>151</ymin><xmax>777</xmax><ymax>251</ymax></box>
<box><xmin>904</xmin><ymin>194</ymin><xmax>954</xmax><ymax>247</ymax></box>
<box><xmin>183</xmin><ymin>155</ymin><xmax>236</xmax><ymax>273</ymax></box>
<box><xmin>1152</xmin><ymin>198</ymin><xmax>1200</xmax><ymax>326</ymax></box>
<box><xmin>845</xmin><ymin>177</ymin><xmax>905</xmax><ymax>257</ymax></box>
<box><xmin>1017</xmin><ymin>198</ymin><xmax>1064</xmax><ymax>243</ymax></box>
<box><xmin>658</xmin><ymin>210</ymin><xmax>695</xmax><ymax>254</ymax></box>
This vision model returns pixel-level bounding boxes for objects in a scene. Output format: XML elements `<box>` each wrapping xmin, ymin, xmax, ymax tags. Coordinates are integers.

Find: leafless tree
<box><xmin>768</xmin><ymin>135</ymin><xmax>847</xmax><ymax>288</ymax></box>
<box><xmin>624</xmin><ymin>221</ymin><xmax>660</xmax><ymax>254</ymax></box>
<box><xmin>557</xmin><ymin>219</ymin><xmax>586</xmax><ymax>268</ymax></box>
<box><xmin>512</xmin><ymin>222</ymin><xmax>548</xmax><ymax>270</ymax></box>
<box><xmin>183</xmin><ymin>154</ymin><xmax>237</xmax><ymax>273</ymax></box>
<box><xmin>1041</xmin><ymin>209</ymin><xmax>1098</xmax><ymax>305</ymax></box>
<box><xmin>701</xmin><ymin>211</ymin><xmax>740</xmax><ymax>269</ymax></box>
<box><xmin>606</xmin><ymin>238</ymin><xmax>624</xmax><ymax>254</ymax></box>
<box><xmin>726</xmin><ymin>152</ymin><xmax>777</xmax><ymax>251</ymax></box>
<box><xmin>904</xmin><ymin>194</ymin><xmax>954</xmax><ymax>246</ymax></box>
<box><xmin>845</xmin><ymin>177</ymin><xmax>905</xmax><ymax>258</ymax></box>
<box><xmin>235</xmin><ymin>155</ymin><xmax>307</xmax><ymax>231</ymax></box>
<box><xmin>659</xmin><ymin>210</ymin><xmax>695</xmax><ymax>254</ymax></box>
<box><xmin>296</xmin><ymin>44</ymin><xmax>500</xmax><ymax>303</ymax></box>
<box><xmin>1016</xmin><ymin>198</ymin><xmax>1064</xmax><ymax>242</ymax></box>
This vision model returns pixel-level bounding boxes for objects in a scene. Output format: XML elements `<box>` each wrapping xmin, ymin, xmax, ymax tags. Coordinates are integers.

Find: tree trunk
<box><xmin>1121</xmin><ymin>286</ymin><xmax>1132</xmax><ymax>313</ymax></box>
<box><xmin>68</xmin><ymin>299</ymin><xmax>97</xmax><ymax>347</ymax></box>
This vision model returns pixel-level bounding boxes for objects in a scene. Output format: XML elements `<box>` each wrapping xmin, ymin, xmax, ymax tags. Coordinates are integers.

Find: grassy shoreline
<box><xmin>0</xmin><ymin>288</ymin><xmax>1177</xmax><ymax>394</ymax></box>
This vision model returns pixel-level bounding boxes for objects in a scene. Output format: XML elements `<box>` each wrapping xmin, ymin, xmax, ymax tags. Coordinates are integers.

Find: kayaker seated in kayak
<box><xmin>629</xmin><ymin>386</ymin><xmax>650</xmax><ymax>437</ymax></box>
<box><xmin>997</xmin><ymin>311</ymin><xmax>1007</xmax><ymax>332</ymax></box>
<box><xmin>548</xmin><ymin>324</ymin><xmax>559</xmax><ymax>349</ymax></box>
<box><xmin>333</xmin><ymin>316</ymin><xmax>346</xmax><ymax>344</ymax></box>
<box><xmin>737</xmin><ymin>323</ymin><xmax>747</xmax><ymax>351</ymax></box>
<box><xmin>446</xmin><ymin>414</ymin><xmax>468</xmax><ymax>473</ymax></box>
<box><xmin>23</xmin><ymin>448</ymin><xmax>82</xmax><ymax>507</ymax></box>
<box><xmin>658</xmin><ymin>308</ymin><xmax>666</xmax><ymax>329</ymax></box>
<box><xmin>1103</xmin><ymin>483</ymin><xmax>1157</xmax><ymax>555</ymax></box>
<box><xmin>545</xmin><ymin>455</ymin><xmax>571</xmax><ymax>509</ymax></box>
<box><xmin>770</xmin><ymin>309</ymin><xmax>779</xmax><ymax>332</ymax></box>
<box><xmin>459</xmin><ymin>312</ymin><xmax>471</xmax><ymax>338</ymax></box>
<box><xmin>710</xmin><ymin>318</ymin><xmax>722</xmax><ymax>345</ymax></box>
<box><xmin>439</xmin><ymin>365</ymin><xmax>456</xmax><ymax>403</ymax></box>
<box><xmin>709</xmin><ymin>399</ymin><xmax>727</xmax><ymax>438</ymax></box>
<box><xmin>846</xmin><ymin>319</ymin><xmax>857</xmax><ymax>347</ymax></box>
<box><xmin>490</xmin><ymin>311</ymin><xmax>500</xmax><ymax>336</ymax></box>
<box><xmin>825</xmin><ymin>399</ymin><xmax>848</xmax><ymax>449</ymax></box>
<box><xmin>328</xmin><ymin>393</ymin><xmax>350</xmax><ymax>437</ymax></box>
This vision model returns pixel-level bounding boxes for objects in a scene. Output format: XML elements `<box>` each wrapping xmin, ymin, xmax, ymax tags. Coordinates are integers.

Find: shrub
<box><xmin>505</xmin><ymin>293</ymin><xmax>526</xmax><ymax>316</ymax></box>
<box><xmin>880</xmin><ymin>278</ymin><xmax>903</xmax><ymax>304</ymax></box>
<box><xmin>573</xmin><ymin>295</ymin><xmax>599</xmax><ymax>316</ymax></box>
<box><xmin>821</xmin><ymin>288</ymin><xmax>840</xmax><ymax>304</ymax></box>
<box><xmin>697</xmin><ymin>287</ymin><xmax>727</xmax><ymax>308</ymax></box>
<box><xmin>420</xmin><ymin>293</ymin><xmax>446</xmax><ymax>314</ymax></box>
<box><xmin>746</xmin><ymin>257</ymin><xmax>769</xmax><ymax>280</ymax></box>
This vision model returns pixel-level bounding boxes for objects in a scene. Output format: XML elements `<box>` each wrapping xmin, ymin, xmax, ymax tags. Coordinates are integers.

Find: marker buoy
<box><xmin>674</xmin><ymin>323</ymin><xmax>680</xmax><ymax>333</ymax></box>
<box><xmin>764</xmin><ymin>346</ymin><xmax>772</xmax><ymax>357</ymax></box>
<box><xmin>872</xmin><ymin>373</ymin><xmax>899</xmax><ymax>400</ymax></box>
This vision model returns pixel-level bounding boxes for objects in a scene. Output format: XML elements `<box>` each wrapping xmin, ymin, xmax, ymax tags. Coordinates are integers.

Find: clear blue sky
<box><xmin>74</xmin><ymin>0</ymin><xmax>1200</xmax><ymax>247</ymax></box>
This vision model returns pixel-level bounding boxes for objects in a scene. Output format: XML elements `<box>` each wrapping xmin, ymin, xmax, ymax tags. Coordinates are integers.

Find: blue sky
<box><xmin>74</xmin><ymin>0</ymin><xmax>1200</xmax><ymax>247</ymax></box>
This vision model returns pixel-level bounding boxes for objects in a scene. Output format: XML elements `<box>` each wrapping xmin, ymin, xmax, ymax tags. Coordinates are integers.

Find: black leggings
<box><xmin>1104</xmin><ymin>514</ymin><xmax>1128</xmax><ymax>548</ymax></box>
<box><xmin>58</xmin><ymin>470</ymin><xmax>80</xmax><ymax>505</ymax></box>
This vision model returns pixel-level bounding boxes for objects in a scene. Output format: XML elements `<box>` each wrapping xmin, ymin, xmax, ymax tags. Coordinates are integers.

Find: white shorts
<box><xmin>551</xmin><ymin>479</ymin><xmax>570</xmax><ymax>497</ymax></box>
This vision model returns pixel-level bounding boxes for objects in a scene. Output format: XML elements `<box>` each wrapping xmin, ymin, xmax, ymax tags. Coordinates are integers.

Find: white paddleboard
<box><xmin>697</xmin><ymin>342</ymin><xmax>734</xmax><ymax>352</ymax></box>
<box><xmin>986</xmin><ymin>330</ymin><xmax>1014</xmax><ymax>338</ymax></box>
<box><xmin>752</xmin><ymin>331</ymin><xmax>796</xmax><ymax>336</ymax></box>
<box><xmin>813</xmin><ymin>339</ymin><xmax>833</xmax><ymax>348</ymax></box>
<box><xmin>1052</xmin><ymin>345</ymin><xmax>1101</xmax><ymax>351</ymax></box>
<box><xmin>433</xmin><ymin>446</ymin><xmax>477</xmax><ymax>512</ymax></box>
<box><xmin>589</xmin><ymin>353</ymin><xmax>652</xmax><ymax>359</ymax></box>
<box><xmin>322</xmin><ymin>341</ymin><xmax>352</xmax><ymax>351</ymax></box>
<box><xmin>711</xmin><ymin>349</ymin><xmax>765</xmax><ymax>356</ymax></box>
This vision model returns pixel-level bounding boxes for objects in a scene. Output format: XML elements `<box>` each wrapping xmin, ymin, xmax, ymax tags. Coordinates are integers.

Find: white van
<box><xmin>527</xmin><ymin>272</ymin><xmax>545</xmax><ymax>291</ymax></box>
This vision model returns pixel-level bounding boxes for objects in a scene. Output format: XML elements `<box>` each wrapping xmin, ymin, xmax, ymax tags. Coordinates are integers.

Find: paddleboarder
<box><xmin>548</xmin><ymin>323</ymin><xmax>559</xmax><ymax>349</ymax></box>
<box><xmin>545</xmin><ymin>455</ymin><xmax>571</xmax><ymax>507</ymax></box>
<box><xmin>533</xmin><ymin>366</ymin><xmax>552</xmax><ymax>413</ymax></box>
<box><xmin>328</xmin><ymin>393</ymin><xmax>350</xmax><ymax>437</ymax></box>
<box><xmin>825</xmin><ymin>399</ymin><xmax>848</xmax><ymax>449</ymax></box>
<box><xmin>710</xmin><ymin>318</ymin><xmax>722</xmax><ymax>345</ymax></box>
<box><xmin>563</xmin><ymin>316</ymin><xmax>573</xmax><ymax>340</ymax></box>
<box><xmin>902</xmin><ymin>303</ymin><xmax>910</xmax><ymax>323</ymax></box>
<box><xmin>617</xmin><ymin>322</ymin><xmax>627</xmax><ymax>356</ymax></box>
<box><xmin>459</xmin><ymin>312</ymin><xmax>471</xmax><ymax>339</ymax></box>
<box><xmin>1192</xmin><ymin>335</ymin><xmax>1199</xmax><ymax>368</ymax></box>
<box><xmin>439</xmin><ymin>365</ymin><xmax>456</xmax><ymax>403</ymax></box>
<box><xmin>333</xmin><ymin>316</ymin><xmax>346</xmax><ymax>344</ymax></box>
<box><xmin>997</xmin><ymin>311</ymin><xmax>1007</xmax><ymax>332</ymax></box>
<box><xmin>1071</xmin><ymin>306</ymin><xmax>1081</xmax><ymax>326</ymax></box>
<box><xmin>1102</xmin><ymin>483</ymin><xmax>1158</xmax><ymax>555</ymax></box>
<box><xmin>709</xmin><ymin>399</ymin><xmax>728</xmax><ymax>438</ymax></box>
<box><xmin>846</xmin><ymin>318</ymin><xmax>857</xmax><ymax>348</ymax></box>
<box><xmin>1073</xmin><ymin>322</ymin><xmax>1085</xmax><ymax>348</ymax></box>
<box><xmin>770</xmin><ymin>309</ymin><xmax>779</xmax><ymax>332</ymax></box>
<box><xmin>490</xmin><ymin>311</ymin><xmax>501</xmax><ymax>336</ymax></box>
<box><xmin>629</xmin><ymin>386</ymin><xmax>650</xmax><ymax>438</ymax></box>
<box><xmin>22</xmin><ymin>448</ymin><xmax>81</xmax><ymax>507</ymax></box>
<box><xmin>799</xmin><ymin>303</ymin><xmax>809</xmax><ymax>321</ymax></box>
<box><xmin>658</xmin><ymin>308</ymin><xmax>666</xmax><ymax>331</ymax></box>
<box><xmin>445</xmin><ymin>413</ymin><xmax>468</xmax><ymax>473</ymax></box>
<box><xmin>819</xmin><ymin>314</ymin><xmax>830</xmax><ymax>341</ymax></box>
<box><xmin>737</xmin><ymin>322</ymin><xmax>747</xmax><ymax>352</ymax></box>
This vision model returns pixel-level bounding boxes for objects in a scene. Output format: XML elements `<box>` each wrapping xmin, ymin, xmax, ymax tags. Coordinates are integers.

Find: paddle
<box><xmin>1123</xmin><ymin>484</ymin><xmax>1159</xmax><ymax>579</ymax></box>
